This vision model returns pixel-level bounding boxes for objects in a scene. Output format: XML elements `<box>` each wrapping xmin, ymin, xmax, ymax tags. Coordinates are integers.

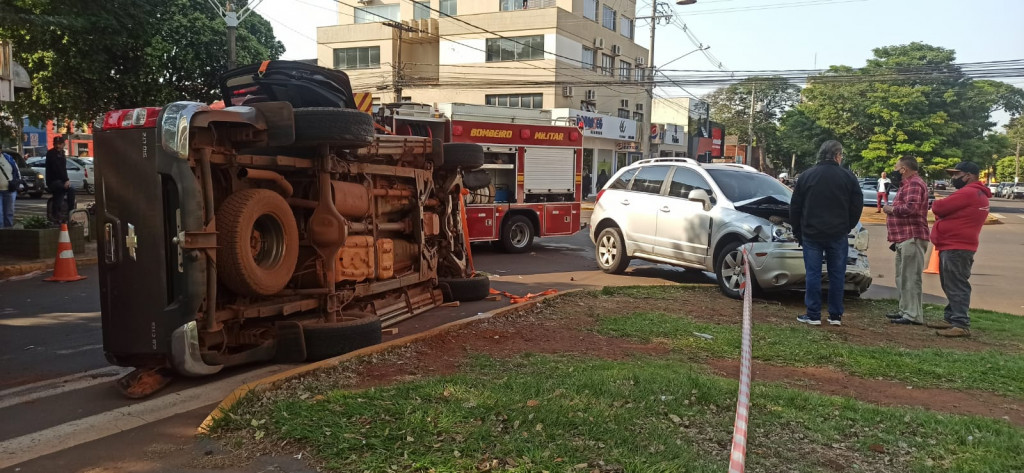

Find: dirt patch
<box><xmin>348</xmin><ymin>312</ymin><xmax>670</xmax><ymax>391</ymax></box>
<box><xmin>708</xmin><ymin>359</ymin><xmax>1024</xmax><ymax>427</ymax></box>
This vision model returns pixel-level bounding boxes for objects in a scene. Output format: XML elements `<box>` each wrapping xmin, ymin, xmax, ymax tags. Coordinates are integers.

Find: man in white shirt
<box><xmin>876</xmin><ymin>172</ymin><xmax>891</xmax><ymax>213</ymax></box>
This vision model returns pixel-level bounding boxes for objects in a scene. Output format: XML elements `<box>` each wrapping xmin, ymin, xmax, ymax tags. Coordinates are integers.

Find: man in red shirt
<box><xmin>926</xmin><ymin>162</ymin><xmax>990</xmax><ymax>337</ymax></box>
<box><xmin>882</xmin><ymin>156</ymin><xmax>930</xmax><ymax>325</ymax></box>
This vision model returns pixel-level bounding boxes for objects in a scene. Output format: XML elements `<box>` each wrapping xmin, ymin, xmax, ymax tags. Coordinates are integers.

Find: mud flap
<box><xmin>273</xmin><ymin>321</ymin><xmax>308</xmax><ymax>363</ymax></box>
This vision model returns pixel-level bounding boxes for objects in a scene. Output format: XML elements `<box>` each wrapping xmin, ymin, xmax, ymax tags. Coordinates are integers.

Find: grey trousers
<box><xmin>939</xmin><ymin>249</ymin><xmax>975</xmax><ymax>328</ymax></box>
<box><xmin>894</xmin><ymin>238</ymin><xmax>928</xmax><ymax>323</ymax></box>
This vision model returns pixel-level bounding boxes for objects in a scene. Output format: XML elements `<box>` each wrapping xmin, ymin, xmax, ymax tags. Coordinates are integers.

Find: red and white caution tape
<box><xmin>728</xmin><ymin>244</ymin><xmax>754</xmax><ymax>473</ymax></box>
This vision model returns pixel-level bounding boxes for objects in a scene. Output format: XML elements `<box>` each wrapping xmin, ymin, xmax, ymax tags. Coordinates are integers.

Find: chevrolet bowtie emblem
<box><xmin>125</xmin><ymin>224</ymin><xmax>138</xmax><ymax>260</ymax></box>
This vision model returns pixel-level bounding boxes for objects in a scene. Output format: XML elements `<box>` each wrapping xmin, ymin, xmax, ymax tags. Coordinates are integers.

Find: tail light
<box><xmin>595</xmin><ymin>189</ymin><xmax>606</xmax><ymax>204</ymax></box>
<box><xmin>101</xmin><ymin>107</ymin><xmax>162</xmax><ymax>130</ymax></box>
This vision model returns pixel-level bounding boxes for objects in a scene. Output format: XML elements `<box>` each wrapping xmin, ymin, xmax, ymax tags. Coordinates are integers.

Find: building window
<box><xmin>354</xmin><ymin>5</ymin><xmax>399</xmax><ymax>23</ymax></box>
<box><xmin>635</xmin><ymin>67</ymin><xmax>645</xmax><ymax>82</ymax></box>
<box><xmin>486</xmin><ymin>93</ymin><xmax>544</xmax><ymax>109</ymax></box>
<box><xmin>500</xmin><ymin>0</ymin><xmax>528</xmax><ymax>11</ymax></box>
<box><xmin>440</xmin><ymin>0</ymin><xmax>457</xmax><ymax>16</ymax></box>
<box><xmin>620</xmin><ymin>17</ymin><xmax>633</xmax><ymax>39</ymax></box>
<box><xmin>333</xmin><ymin>46</ymin><xmax>381</xmax><ymax>70</ymax></box>
<box><xmin>583</xmin><ymin>0</ymin><xmax>598</xmax><ymax>20</ymax></box>
<box><xmin>633</xmin><ymin>111</ymin><xmax>644</xmax><ymax>123</ymax></box>
<box><xmin>618</xmin><ymin>108</ymin><xmax>630</xmax><ymax>119</ymax></box>
<box><xmin>414</xmin><ymin>1</ymin><xmax>431</xmax><ymax>19</ymax></box>
<box><xmin>619</xmin><ymin>61</ymin><xmax>632</xmax><ymax>81</ymax></box>
<box><xmin>600</xmin><ymin>53</ymin><xmax>614</xmax><ymax>76</ymax></box>
<box><xmin>582</xmin><ymin>47</ymin><xmax>595</xmax><ymax>70</ymax></box>
<box><xmin>602</xmin><ymin>5</ymin><xmax>616</xmax><ymax>31</ymax></box>
<box><xmin>486</xmin><ymin>35</ymin><xmax>544</xmax><ymax>62</ymax></box>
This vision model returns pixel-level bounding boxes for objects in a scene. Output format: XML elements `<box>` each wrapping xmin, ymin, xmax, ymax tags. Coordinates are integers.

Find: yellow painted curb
<box><xmin>197</xmin><ymin>289</ymin><xmax>579</xmax><ymax>434</ymax></box>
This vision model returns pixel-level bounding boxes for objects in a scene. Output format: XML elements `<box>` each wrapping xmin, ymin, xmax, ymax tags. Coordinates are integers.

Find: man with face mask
<box><xmin>882</xmin><ymin>156</ymin><xmax>930</xmax><ymax>326</ymax></box>
<box><xmin>926</xmin><ymin>162</ymin><xmax>990</xmax><ymax>337</ymax></box>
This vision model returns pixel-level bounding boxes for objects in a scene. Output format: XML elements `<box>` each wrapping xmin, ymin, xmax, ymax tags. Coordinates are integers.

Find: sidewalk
<box><xmin>0</xmin><ymin>240</ymin><xmax>98</xmax><ymax>281</ymax></box>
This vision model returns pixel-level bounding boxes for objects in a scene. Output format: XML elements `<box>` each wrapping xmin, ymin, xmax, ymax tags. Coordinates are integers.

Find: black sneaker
<box><xmin>885</xmin><ymin>311</ymin><xmax>904</xmax><ymax>320</ymax></box>
<box><xmin>890</xmin><ymin>318</ymin><xmax>923</xmax><ymax>326</ymax></box>
<box><xmin>797</xmin><ymin>315</ymin><xmax>821</xmax><ymax>326</ymax></box>
<box><xmin>828</xmin><ymin>316</ymin><xmax>842</xmax><ymax>326</ymax></box>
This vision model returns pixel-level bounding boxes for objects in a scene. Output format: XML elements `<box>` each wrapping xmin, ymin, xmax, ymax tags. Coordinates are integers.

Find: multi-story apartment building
<box><xmin>317</xmin><ymin>0</ymin><xmax>651</xmax><ymax>179</ymax></box>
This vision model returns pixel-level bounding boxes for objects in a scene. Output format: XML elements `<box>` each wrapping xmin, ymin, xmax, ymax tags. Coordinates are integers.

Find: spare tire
<box><xmin>440</xmin><ymin>143</ymin><xmax>484</xmax><ymax>170</ymax></box>
<box><xmin>217</xmin><ymin>189</ymin><xmax>300</xmax><ymax>296</ymax></box>
<box><xmin>303</xmin><ymin>312</ymin><xmax>383</xmax><ymax>361</ymax></box>
<box><xmin>292</xmin><ymin>107</ymin><xmax>375</xmax><ymax>149</ymax></box>
<box><xmin>438</xmin><ymin>274</ymin><xmax>491</xmax><ymax>302</ymax></box>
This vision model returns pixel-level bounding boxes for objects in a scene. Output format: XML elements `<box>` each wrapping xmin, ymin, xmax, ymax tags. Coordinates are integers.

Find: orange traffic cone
<box><xmin>45</xmin><ymin>224</ymin><xmax>87</xmax><ymax>282</ymax></box>
<box><xmin>923</xmin><ymin>247</ymin><xmax>940</xmax><ymax>275</ymax></box>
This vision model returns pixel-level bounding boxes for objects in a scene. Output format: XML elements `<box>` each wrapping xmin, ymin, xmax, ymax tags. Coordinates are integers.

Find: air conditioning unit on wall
<box><xmin>594</xmin><ymin>37</ymin><xmax>605</xmax><ymax>49</ymax></box>
<box><xmin>585</xmin><ymin>89</ymin><xmax>597</xmax><ymax>101</ymax></box>
<box><xmin>611</xmin><ymin>44</ymin><xmax>622</xmax><ymax>56</ymax></box>
<box><xmin>562</xmin><ymin>86</ymin><xmax>574</xmax><ymax>97</ymax></box>
<box><xmin>635</xmin><ymin>56</ymin><xmax>645</xmax><ymax>65</ymax></box>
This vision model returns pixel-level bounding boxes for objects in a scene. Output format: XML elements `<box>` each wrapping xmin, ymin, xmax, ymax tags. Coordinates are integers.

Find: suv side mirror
<box><xmin>687</xmin><ymin>188</ymin><xmax>712</xmax><ymax>211</ymax></box>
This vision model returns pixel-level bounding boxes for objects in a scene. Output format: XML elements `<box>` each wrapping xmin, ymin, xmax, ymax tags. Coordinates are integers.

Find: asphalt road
<box><xmin>2</xmin><ymin>194</ymin><xmax>1023</xmax><ymax>471</ymax></box>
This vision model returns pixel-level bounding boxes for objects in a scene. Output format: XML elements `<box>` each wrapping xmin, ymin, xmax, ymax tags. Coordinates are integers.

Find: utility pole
<box><xmin>746</xmin><ymin>83</ymin><xmax>755</xmax><ymax>167</ymax></box>
<box><xmin>1015</xmin><ymin>140</ymin><xmax>1020</xmax><ymax>184</ymax></box>
<box><xmin>207</xmin><ymin>0</ymin><xmax>263</xmax><ymax>70</ymax></box>
<box><xmin>637</xmin><ymin>1</ymin><xmax>693</xmax><ymax>159</ymax></box>
<box><xmin>383</xmin><ymin>21</ymin><xmax>417</xmax><ymax>103</ymax></box>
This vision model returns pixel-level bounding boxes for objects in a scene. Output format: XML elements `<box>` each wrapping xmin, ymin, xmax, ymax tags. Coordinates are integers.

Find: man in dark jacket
<box><xmin>595</xmin><ymin>169</ymin><xmax>609</xmax><ymax>191</ymax></box>
<box><xmin>45</xmin><ymin>136</ymin><xmax>75</xmax><ymax>223</ymax></box>
<box><xmin>790</xmin><ymin>140</ymin><xmax>863</xmax><ymax>326</ymax></box>
<box><xmin>926</xmin><ymin>162</ymin><xmax>990</xmax><ymax>337</ymax></box>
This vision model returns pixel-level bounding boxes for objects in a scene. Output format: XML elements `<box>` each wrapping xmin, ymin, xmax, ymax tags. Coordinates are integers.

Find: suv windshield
<box><xmin>707</xmin><ymin>169</ymin><xmax>792</xmax><ymax>204</ymax></box>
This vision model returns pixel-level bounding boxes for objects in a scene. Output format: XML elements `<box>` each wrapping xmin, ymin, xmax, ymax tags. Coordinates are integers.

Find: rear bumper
<box><xmin>171</xmin><ymin>321</ymin><xmax>223</xmax><ymax>376</ymax></box>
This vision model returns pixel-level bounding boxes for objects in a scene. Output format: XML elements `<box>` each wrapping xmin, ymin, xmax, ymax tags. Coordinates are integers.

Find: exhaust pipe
<box><xmin>239</xmin><ymin>168</ymin><xmax>294</xmax><ymax>198</ymax></box>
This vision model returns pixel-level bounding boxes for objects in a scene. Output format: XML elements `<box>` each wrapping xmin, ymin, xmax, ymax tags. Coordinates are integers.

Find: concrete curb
<box><xmin>197</xmin><ymin>289</ymin><xmax>578</xmax><ymax>434</ymax></box>
<box><xmin>0</xmin><ymin>256</ymin><xmax>98</xmax><ymax>281</ymax></box>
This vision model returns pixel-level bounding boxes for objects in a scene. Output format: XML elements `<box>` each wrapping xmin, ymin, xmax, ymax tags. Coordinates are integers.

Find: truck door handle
<box><xmin>660</xmin><ymin>206</ymin><xmax>671</xmax><ymax>213</ymax></box>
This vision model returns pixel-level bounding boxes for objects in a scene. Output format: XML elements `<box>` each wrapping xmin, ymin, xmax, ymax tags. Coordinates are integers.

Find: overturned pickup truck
<box><xmin>95</xmin><ymin>61</ymin><xmax>488</xmax><ymax>397</ymax></box>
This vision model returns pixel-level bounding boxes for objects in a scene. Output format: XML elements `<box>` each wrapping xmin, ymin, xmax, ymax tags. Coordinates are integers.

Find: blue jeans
<box><xmin>802</xmin><ymin>236</ymin><xmax>849</xmax><ymax>320</ymax></box>
<box><xmin>0</xmin><ymin>191</ymin><xmax>15</xmax><ymax>228</ymax></box>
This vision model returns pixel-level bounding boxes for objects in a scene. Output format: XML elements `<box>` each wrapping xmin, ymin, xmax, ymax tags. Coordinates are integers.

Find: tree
<box><xmin>1007</xmin><ymin>117</ymin><xmax>1023</xmax><ymax>183</ymax></box>
<box><xmin>797</xmin><ymin>42</ymin><xmax>1024</xmax><ymax>177</ymax></box>
<box><xmin>704</xmin><ymin>76</ymin><xmax>800</xmax><ymax>170</ymax></box>
<box><xmin>0</xmin><ymin>0</ymin><xmax>284</xmax><ymax>141</ymax></box>
<box><xmin>773</xmin><ymin>108</ymin><xmax>834</xmax><ymax>174</ymax></box>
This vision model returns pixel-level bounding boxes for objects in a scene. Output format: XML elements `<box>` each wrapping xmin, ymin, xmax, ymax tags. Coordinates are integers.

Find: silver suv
<box><xmin>589</xmin><ymin>158</ymin><xmax>872</xmax><ymax>299</ymax></box>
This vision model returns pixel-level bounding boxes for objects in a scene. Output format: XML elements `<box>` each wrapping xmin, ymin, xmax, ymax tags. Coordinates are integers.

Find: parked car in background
<box><xmin>934</xmin><ymin>180</ymin><xmax>948</xmax><ymax>190</ymax></box>
<box><xmin>27</xmin><ymin>156</ymin><xmax>86</xmax><ymax>190</ymax></box>
<box><xmin>996</xmin><ymin>182</ymin><xmax>1011</xmax><ymax>198</ymax></box>
<box><xmin>590</xmin><ymin>157</ymin><xmax>872</xmax><ymax>299</ymax></box>
<box><xmin>988</xmin><ymin>182</ymin><xmax>1000</xmax><ymax>194</ymax></box>
<box><xmin>70</xmin><ymin>157</ymin><xmax>94</xmax><ymax>194</ymax></box>
<box><xmin>860</xmin><ymin>182</ymin><xmax>897</xmax><ymax>208</ymax></box>
<box><xmin>1006</xmin><ymin>182</ymin><xmax>1024</xmax><ymax>200</ymax></box>
<box><xmin>2</xmin><ymin>149</ymin><xmax>46</xmax><ymax>198</ymax></box>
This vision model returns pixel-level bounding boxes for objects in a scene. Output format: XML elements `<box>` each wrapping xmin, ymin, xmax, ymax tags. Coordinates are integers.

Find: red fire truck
<box><xmin>449</xmin><ymin>117</ymin><xmax>584</xmax><ymax>252</ymax></box>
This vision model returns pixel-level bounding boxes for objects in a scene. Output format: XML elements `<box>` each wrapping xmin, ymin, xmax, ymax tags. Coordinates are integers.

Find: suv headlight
<box><xmin>854</xmin><ymin>227</ymin><xmax>870</xmax><ymax>251</ymax></box>
<box><xmin>770</xmin><ymin>223</ymin><xmax>796</xmax><ymax>242</ymax></box>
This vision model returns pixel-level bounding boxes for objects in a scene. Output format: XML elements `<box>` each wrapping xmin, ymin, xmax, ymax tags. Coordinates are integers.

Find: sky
<box><xmin>253</xmin><ymin>0</ymin><xmax>1024</xmax><ymax>125</ymax></box>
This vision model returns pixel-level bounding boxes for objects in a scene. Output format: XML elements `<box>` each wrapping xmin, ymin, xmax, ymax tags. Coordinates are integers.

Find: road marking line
<box><xmin>990</xmin><ymin>213</ymin><xmax>1005</xmax><ymax>219</ymax></box>
<box><xmin>0</xmin><ymin>364</ymin><xmax>286</xmax><ymax>469</ymax></box>
<box><xmin>0</xmin><ymin>366</ymin><xmax>132</xmax><ymax>410</ymax></box>
<box><xmin>54</xmin><ymin>344</ymin><xmax>104</xmax><ymax>355</ymax></box>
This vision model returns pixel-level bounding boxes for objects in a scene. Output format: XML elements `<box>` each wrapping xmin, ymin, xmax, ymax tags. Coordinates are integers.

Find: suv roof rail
<box><xmin>717</xmin><ymin>163</ymin><xmax>760</xmax><ymax>172</ymax></box>
<box><xmin>633</xmin><ymin>157</ymin><xmax>698</xmax><ymax>166</ymax></box>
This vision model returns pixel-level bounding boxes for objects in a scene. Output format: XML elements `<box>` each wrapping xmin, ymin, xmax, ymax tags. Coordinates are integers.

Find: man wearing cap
<box><xmin>926</xmin><ymin>161</ymin><xmax>990</xmax><ymax>337</ymax></box>
<box><xmin>45</xmin><ymin>136</ymin><xmax>75</xmax><ymax>223</ymax></box>
<box><xmin>882</xmin><ymin>156</ymin><xmax>930</xmax><ymax>326</ymax></box>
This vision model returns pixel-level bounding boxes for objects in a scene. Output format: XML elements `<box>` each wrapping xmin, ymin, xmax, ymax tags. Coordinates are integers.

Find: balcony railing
<box><xmin>501</xmin><ymin>0</ymin><xmax>558</xmax><ymax>11</ymax></box>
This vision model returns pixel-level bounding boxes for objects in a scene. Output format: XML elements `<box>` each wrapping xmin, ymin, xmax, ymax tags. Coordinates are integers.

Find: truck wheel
<box><xmin>303</xmin><ymin>313</ymin><xmax>383</xmax><ymax>361</ymax></box>
<box><xmin>440</xmin><ymin>143</ymin><xmax>484</xmax><ymax>170</ymax></box>
<box><xmin>438</xmin><ymin>274</ymin><xmax>490</xmax><ymax>302</ymax></box>
<box><xmin>500</xmin><ymin>215</ymin><xmax>534</xmax><ymax>253</ymax></box>
<box><xmin>292</xmin><ymin>108</ymin><xmax>374</xmax><ymax>149</ymax></box>
<box><xmin>595</xmin><ymin>227</ymin><xmax>630</xmax><ymax>274</ymax></box>
<box><xmin>217</xmin><ymin>189</ymin><xmax>300</xmax><ymax>297</ymax></box>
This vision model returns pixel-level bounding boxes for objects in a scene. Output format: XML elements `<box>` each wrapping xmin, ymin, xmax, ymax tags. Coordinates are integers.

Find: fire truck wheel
<box><xmin>438</xmin><ymin>274</ymin><xmax>491</xmax><ymax>302</ymax></box>
<box><xmin>440</xmin><ymin>143</ymin><xmax>484</xmax><ymax>170</ymax></box>
<box><xmin>292</xmin><ymin>108</ymin><xmax>374</xmax><ymax>149</ymax></box>
<box><xmin>303</xmin><ymin>313</ymin><xmax>383</xmax><ymax>361</ymax></box>
<box><xmin>500</xmin><ymin>215</ymin><xmax>534</xmax><ymax>253</ymax></box>
<box><xmin>217</xmin><ymin>189</ymin><xmax>300</xmax><ymax>297</ymax></box>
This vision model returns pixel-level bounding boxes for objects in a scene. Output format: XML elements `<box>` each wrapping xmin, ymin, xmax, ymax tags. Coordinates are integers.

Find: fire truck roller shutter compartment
<box><xmin>523</xmin><ymin>147</ymin><xmax>575</xmax><ymax>194</ymax></box>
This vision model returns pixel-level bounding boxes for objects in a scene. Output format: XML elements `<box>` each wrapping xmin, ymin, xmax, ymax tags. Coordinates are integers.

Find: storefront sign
<box><xmin>451</xmin><ymin>120</ymin><xmax>580</xmax><ymax>146</ymax></box>
<box><xmin>616</xmin><ymin>142</ymin><xmax>639</xmax><ymax>151</ymax></box>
